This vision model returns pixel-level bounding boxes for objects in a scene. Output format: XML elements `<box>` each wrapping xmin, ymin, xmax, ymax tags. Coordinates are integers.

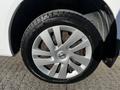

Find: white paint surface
<box><xmin>0</xmin><ymin>0</ymin><xmax>23</xmax><ymax>56</ymax></box>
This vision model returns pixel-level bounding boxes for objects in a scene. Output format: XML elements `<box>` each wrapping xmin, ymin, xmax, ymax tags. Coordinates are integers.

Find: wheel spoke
<box><xmin>71</xmin><ymin>53</ymin><xmax>90</xmax><ymax>66</ymax></box>
<box><xmin>58</xmin><ymin>63</ymin><xmax>68</xmax><ymax>79</ymax></box>
<box><xmin>40</xmin><ymin>30</ymin><xmax>55</xmax><ymax>54</ymax></box>
<box><xmin>53</xmin><ymin>26</ymin><xmax>62</xmax><ymax>46</ymax></box>
<box><xmin>61</xmin><ymin>30</ymin><xmax>83</xmax><ymax>49</ymax></box>
<box><xmin>32</xmin><ymin>49</ymin><xmax>51</xmax><ymax>56</ymax></box>
<box><xmin>69</xmin><ymin>60</ymin><xmax>83</xmax><ymax>73</ymax></box>
<box><xmin>34</xmin><ymin>58</ymin><xmax>55</xmax><ymax>66</ymax></box>
<box><xmin>49</xmin><ymin>63</ymin><xmax>59</xmax><ymax>76</ymax></box>
<box><xmin>70</xmin><ymin>40</ymin><xmax>90</xmax><ymax>52</ymax></box>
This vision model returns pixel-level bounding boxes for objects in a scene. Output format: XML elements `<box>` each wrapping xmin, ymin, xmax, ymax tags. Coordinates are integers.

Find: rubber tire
<box><xmin>21</xmin><ymin>9</ymin><xmax>103</xmax><ymax>84</ymax></box>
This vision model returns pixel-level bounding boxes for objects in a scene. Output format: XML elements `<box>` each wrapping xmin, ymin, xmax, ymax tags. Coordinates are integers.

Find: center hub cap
<box><xmin>57</xmin><ymin>51</ymin><xmax>66</xmax><ymax>59</ymax></box>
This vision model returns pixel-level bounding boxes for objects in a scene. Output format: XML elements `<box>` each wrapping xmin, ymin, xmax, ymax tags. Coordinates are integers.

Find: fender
<box><xmin>104</xmin><ymin>0</ymin><xmax>119</xmax><ymax>17</ymax></box>
<box><xmin>104</xmin><ymin>0</ymin><xmax>120</xmax><ymax>40</ymax></box>
<box><xmin>0</xmin><ymin>0</ymin><xmax>23</xmax><ymax>56</ymax></box>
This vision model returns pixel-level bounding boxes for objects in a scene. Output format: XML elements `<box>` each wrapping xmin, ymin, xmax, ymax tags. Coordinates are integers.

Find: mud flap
<box><xmin>102</xmin><ymin>39</ymin><xmax>119</xmax><ymax>68</ymax></box>
<box><xmin>103</xmin><ymin>56</ymin><xmax>118</xmax><ymax>68</ymax></box>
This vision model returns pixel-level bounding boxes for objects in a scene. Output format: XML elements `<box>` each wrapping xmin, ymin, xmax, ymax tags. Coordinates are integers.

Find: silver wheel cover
<box><xmin>32</xmin><ymin>25</ymin><xmax>92</xmax><ymax>79</ymax></box>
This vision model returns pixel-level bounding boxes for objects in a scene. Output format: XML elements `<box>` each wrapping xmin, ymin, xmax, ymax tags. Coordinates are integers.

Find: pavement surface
<box><xmin>0</xmin><ymin>53</ymin><xmax>120</xmax><ymax>90</ymax></box>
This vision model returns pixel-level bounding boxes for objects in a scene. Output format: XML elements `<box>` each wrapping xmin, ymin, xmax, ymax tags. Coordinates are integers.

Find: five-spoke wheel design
<box><xmin>32</xmin><ymin>25</ymin><xmax>92</xmax><ymax>79</ymax></box>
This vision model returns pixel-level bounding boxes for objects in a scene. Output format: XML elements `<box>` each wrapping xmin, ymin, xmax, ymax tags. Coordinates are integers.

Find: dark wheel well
<box><xmin>10</xmin><ymin>0</ymin><xmax>116</xmax><ymax>56</ymax></box>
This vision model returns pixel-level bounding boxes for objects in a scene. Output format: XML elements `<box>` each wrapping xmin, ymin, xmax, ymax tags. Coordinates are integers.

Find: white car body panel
<box><xmin>104</xmin><ymin>0</ymin><xmax>119</xmax><ymax>17</ymax></box>
<box><xmin>0</xmin><ymin>0</ymin><xmax>23</xmax><ymax>56</ymax></box>
<box><xmin>0</xmin><ymin>0</ymin><xmax>119</xmax><ymax>56</ymax></box>
<box><xmin>104</xmin><ymin>0</ymin><xmax>120</xmax><ymax>39</ymax></box>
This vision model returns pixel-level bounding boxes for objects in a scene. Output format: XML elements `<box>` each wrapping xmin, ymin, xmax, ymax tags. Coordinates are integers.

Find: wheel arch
<box><xmin>9</xmin><ymin>0</ymin><xmax>117</xmax><ymax>56</ymax></box>
<box><xmin>9</xmin><ymin>0</ymin><xmax>51</xmax><ymax>55</ymax></box>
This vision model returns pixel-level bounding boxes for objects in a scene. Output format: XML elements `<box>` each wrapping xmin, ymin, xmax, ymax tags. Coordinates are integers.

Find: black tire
<box><xmin>21</xmin><ymin>9</ymin><xmax>103</xmax><ymax>84</ymax></box>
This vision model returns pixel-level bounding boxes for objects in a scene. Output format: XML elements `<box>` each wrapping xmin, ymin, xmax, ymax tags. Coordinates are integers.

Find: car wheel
<box><xmin>21</xmin><ymin>9</ymin><xmax>103</xmax><ymax>84</ymax></box>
